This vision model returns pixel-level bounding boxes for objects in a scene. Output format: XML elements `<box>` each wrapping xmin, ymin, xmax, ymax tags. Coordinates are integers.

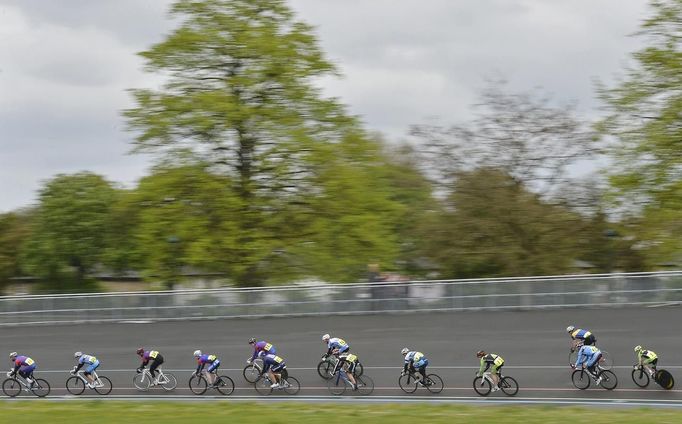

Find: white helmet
<box><xmin>322</xmin><ymin>334</ymin><xmax>330</xmax><ymax>341</ymax></box>
<box><xmin>74</xmin><ymin>351</ymin><xmax>83</xmax><ymax>358</ymax></box>
<box><xmin>401</xmin><ymin>347</ymin><xmax>409</xmax><ymax>355</ymax></box>
<box><xmin>193</xmin><ymin>350</ymin><xmax>202</xmax><ymax>357</ymax></box>
<box><xmin>566</xmin><ymin>325</ymin><xmax>575</xmax><ymax>333</ymax></box>
<box><xmin>9</xmin><ymin>352</ymin><xmax>17</xmax><ymax>360</ymax></box>
<box><xmin>634</xmin><ymin>345</ymin><xmax>643</xmax><ymax>353</ymax></box>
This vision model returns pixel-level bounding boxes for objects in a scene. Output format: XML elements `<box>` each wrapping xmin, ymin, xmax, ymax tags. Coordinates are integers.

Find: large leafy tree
<box><xmin>0</xmin><ymin>211</ymin><xmax>32</xmax><ymax>291</ymax></box>
<box><xmin>21</xmin><ymin>173</ymin><xmax>117</xmax><ymax>291</ymax></box>
<box><xmin>598</xmin><ymin>0</ymin><xmax>682</xmax><ymax>264</ymax></box>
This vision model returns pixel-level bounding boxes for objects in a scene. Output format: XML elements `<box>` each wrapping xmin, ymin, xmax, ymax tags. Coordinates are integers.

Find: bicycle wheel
<box><xmin>317</xmin><ymin>360</ymin><xmax>334</xmax><ymax>380</ymax></box>
<box><xmin>32</xmin><ymin>378</ymin><xmax>50</xmax><ymax>397</ymax></box>
<box><xmin>354</xmin><ymin>361</ymin><xmax>364</xmax><ymax>377</ymax></box>
<box><xmin>243</xmin><ymin>363</ymin><xmax>262</xmax><ymax>383</ymax></box>
<box><xmin>65</xmin><ymin>376</ymin><xmax>85</xmax><ymax>395</ymax></box>
<box><xmin>189</xmin><ymin>375</ymin><xmax>208</xmax><ymax>395</ymax></box>
<box><xmin>159</xmin><ymin>373</ymin><xmax>176</xmax><ymax>391</ymax></box>
<box><xmin>571</xmin><ymin>369</ymin><xmax>591</xmax><ymax>390</ymax></box>
<box><xmin>473</xmin><ymin>376</ymin><xmax>492</xmax><ymax>396</ymax></box>
<box><xmin>2</xmin><ymin>378</ymin><xmax>22</xmax><ymax>397</ymax></box>
<box><xmin>599</xmin><ymin>351</ymin><xmax>614</xmax><ymax>370</ymax></box>
<box><xmin>282</xmin><ymin>376</ymin><xmax>300</xmax><ymax>395</ymax></box>
<box><xmin>500</xmin><ymin>376</ymin><xmax>519</xmax><ymax>396</ymax></box>
<box><xmin>425</xmin><ymin>373</ymin><xmax>444</xmax><ymax>394</ymax></box>
<box><xmin>568</xmin><ymin>350</ymin><xmax>578</xmax><ymax>367</ymax></box>
<box><xmin>254</xmin><ymin>376</ymin><xmax>273</xmax><ymax>396</ymax></box>
<box><xmin>95</xmin><ymin>376</ymin><xmax>113</xmax><ymax>395</ymax></box>
<box><xmin>132</xmin><ymin>373</ymin><xmax>150</xmax><ymax>391</ymax></box>
<box><xmin>356</xmin><ymin>375</ymin><xmax>374</xmax><ymax>396</ymax></box>
<box><xmin>398</xmin><ymin>374</ymin><xmax>419</xmax><ymax>394</ymax></box>
<box><xmin>215</xmin><ymin>375</ymin><xmax>235</xmax><ymax>395</ymax></box>
<box><xmin>598</xmin><ymin>370</ymin><xmax>618</xmax><ymax>390</ymax></box>
<box><xmin>631</xmin><ymin>368</ymin><xmax>649</xmax><ymax>388</ymax></box>
<box><xmin>655</xmin><ymin>370</ymin><xmax>674</xmax><ymax>390</ymax></box>
<box><xmin>327</xmin><ymin>374</ymin><xmax>346</xmax><ymax>395</ymax></box>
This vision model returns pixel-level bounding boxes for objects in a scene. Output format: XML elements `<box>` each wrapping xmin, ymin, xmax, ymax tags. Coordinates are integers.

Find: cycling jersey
<box><xmin>575</xmin><ymin>345</ymin><xmax>601</xmax><ymax>368</ymax></box>
<box><xmin>12</xmin><ymin>355</ymin><xmax>36</xmax><ymax>377</ymax></box>
<box><xmin>638</xmin><ymin>349</ymin><xmax>658</xmax><ymax>363</ymax></box>
<box><xmin>251</xmin><ymin>341</ymin><xmax>276</xmax><ymax>361</ymax></box>
<box><xmin>262</xmin><ymin>353</ymin><xmax>286</xmax><ymax>372</ymax></box>
<box><xmin>196</xmin><ymin>354</ymin><xmax>220</xmax><ymax>374</ymax></box>
<box><xmin>479</xmin><ymin>354</ymin><xmax>504</xmax><ymax>375</ymax></box>
<box><xmin>75</xmin><ymin>354</ymin><xmax>100</xmax><ymax>374</ymax></box>
<box><xmin>141</xmin><ymin>350</ymin><xmax>162</xmax><ymax>365</ymax></box>
<box><xmin>327</xmin><ymin>338</ymin><xmax>349</xmax><ymax>354</ymax></box>
<box><xmin>403</xmin><ymin>351</ymin><xmax>428</xmax><ymax>371</ymax></box>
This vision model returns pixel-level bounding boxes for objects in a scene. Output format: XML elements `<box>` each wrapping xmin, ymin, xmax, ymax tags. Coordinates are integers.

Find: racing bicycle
<box><xmin>631</xmin><ymin>364</ymin><xmax>675</xmax><ymax>390</ymax></box>
<box><xmin>133</xmin><ymin>368</ymin><xmax>177</xmax><ymax>391</ymax></box>
<box><xmin>318</xmin><ymin>354</ymin><xmax>363</xmax><ymax>380</ymax></box>
<box><xmin>2</xmin><ymin>371</ymin><xmax>50</xmax><ymax>397</ymax></box>
<box><xmin>66</xmin><ymin>369</ymin><xmax>113</xmax><ymax>395</ymax></box>
<box><xmin>571</xmin><ymin>364</ymin><xmax>618</xmax><ymax>390</ymax></box>
<box><xmin>254</xmin><ymin>370</ymin><xmax>301</xmax><ymax>395</ymax></box>
<box><xmin>189</xmin><ymin>370</ymin><xmax>235</xmax><ymax>395</ymax></box>
<box><xmin>398</xmin><ymin>370</ymin><xmax>444</xmax><ymax>394</ymax></box>
<box><xmin>327</xmin><ymin>368</ymin><xmax>374</xmax><ymax>396</ymax></box>
<box><xmin>473</xmin><ymin>371</ymin><xmax>519</xmax><ymax>396</ymax></box>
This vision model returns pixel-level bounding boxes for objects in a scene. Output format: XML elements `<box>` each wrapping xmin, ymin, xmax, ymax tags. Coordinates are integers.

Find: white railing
<box><xmin>0</xmin><ymin>271</ymin><xmax>681</xmax><ymax>326</ymax></box>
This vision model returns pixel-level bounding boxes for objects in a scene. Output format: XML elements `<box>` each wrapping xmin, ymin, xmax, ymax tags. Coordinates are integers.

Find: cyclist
<box><xmin>72</xmin><ymin>352</ymin><xmax>99</xmax><ymax>388</ymax></box>
<box><xmin>476</xmin><ymin>350</ymin><xmax>504</xmax><ymax>391</ymax></box>
<box><xmin>634</xmin><ymin>345</ymin><xmax>658</xmax><ymax>377</ymax></box>
<box><xmin>136</xmin><ymin>347</ymin><xmax>164</xmax><ymax>385</ymax></box>
<box><xmin>401</xmin><ymin>348</ymin><xmax>429</xmax><ymax>386</ymax></box>
<box><xmin>335</xmin><ymin>352</ymin><xmax>359</xmax><ymax>390</ymax></box>
<box><xmin>573</xmin><ymin>344</ymin><xmax>603</xmax><ymax>382</ymax></box>
<box><xmin>322</xmin><ymin>334</ymin><xmax>350</xmax><ymax>356</ymax></box>
<box><xmin>9</xmin><ymin>352</ymin><xmax>36</xmax><ymax>389</ymax></box>
<box><xmin>248</xmin><ymin>338</ymin><xmax>276</xmax><ymax>362</ymax></box>
<box><xmin>566</xmin><ymin>325</ymin><xmax>596</xmax><ymax>350</ymax></box>
<box><xmin>261</xmin><ymin>353</ymin><xmax>287</xmax><ymax>388</ymax></box>
<box><xmin>193</xmin><ymin>350</ymin><xmax>220</xmax><ymax>386</ymax></box>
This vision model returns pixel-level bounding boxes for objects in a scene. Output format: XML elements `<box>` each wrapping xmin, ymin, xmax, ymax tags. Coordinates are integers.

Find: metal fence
<box><xmin>1</xmin><ymin>271</ymin><xmax>681</xmax><ymax>326</ymax></box>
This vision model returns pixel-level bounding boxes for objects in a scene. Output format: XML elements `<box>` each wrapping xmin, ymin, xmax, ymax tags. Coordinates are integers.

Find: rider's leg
<box><xmin>268</xmin><ymin>370</ymin><xmax>279</xmax><ymax>387</ymax></box>
<box><xmin>149</xmin><ymin>359</ymin><xmax>160</xmax><ymax>383</ymax></box>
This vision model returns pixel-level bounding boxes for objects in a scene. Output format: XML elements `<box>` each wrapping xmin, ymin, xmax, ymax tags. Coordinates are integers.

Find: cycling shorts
<box><xmin>19</xmin><ymin>365</ymin><xmax>36</xmax><ymax>376</ymax></box>
<box><xmin>492</xmin><ymin>362</ymin><xmax>504</xmax><ymax>373</ymax></box>
<box><xmin>207</xmin><ymin>359</ymin><xmax>220</xmax><ymax>373</ymax></box>
<box><xmin>85</xmin><ymin>360</ymin><xmax>100</xmax><ymax>374</ymax></box>
<box><xmin>414</xmin><ymin>359</ymin><xmax>428</xmax><ymax>369</ymax></box>
<box><xmin>271</xmin><ymin>362</ymin><xmax>286</xmax><ymax>372</ymax></box>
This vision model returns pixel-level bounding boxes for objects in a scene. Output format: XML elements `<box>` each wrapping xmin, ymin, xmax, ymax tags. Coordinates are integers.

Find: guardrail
<box><xmin>0</xmin><ymin>271</ymin><xmax>681</xmax><ymax>326</ymax></box>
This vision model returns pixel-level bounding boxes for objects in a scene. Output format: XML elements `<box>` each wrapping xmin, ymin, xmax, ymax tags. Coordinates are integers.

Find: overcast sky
<box><xmin>0</xmin><ymin>0</ymin><xmax>651</xmax><ymax>213</ymax></box>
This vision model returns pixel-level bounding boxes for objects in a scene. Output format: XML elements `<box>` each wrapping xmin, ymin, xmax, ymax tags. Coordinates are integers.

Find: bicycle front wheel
<box><xmin>189</xmin><ymin>375</ymin><xmax>208</xmax><ymax>395</ymax></box>
<box><xmin>317</xmin><ymin>360</ymin><xmax>334</xmax><ymax>380</ymax></box>
<box><xmin>66</xmin><ymin>376</ymin><xmax>85</xmax><ymax>395</ymax></box>
<box><xmin>425</xmin><ymin>374</ymin><xmax>444</xmax><ymax>394</ymax></box>
<box><xmin>398</xmin><ymin>374</ymin><xmax>419</xmax><ymax>394</ymax></box>
<box><xmin>2</xmin><ymin>378</ymin><xmax>22</xmax><ymax>397</ymax></box>
<box><xmin>243</xmin><ymin>364</ymin><xmax>262</xmax><ymax>383</ymax></box>
<box><xmin>631</xmin><ymin>368</ymin><xmax>649</xmax><ymax>388</ymax></box>
<box><xmin>32</xmin><ymin>378</ymin><xmax>50</xmax><ymax>397</ymax></box>
<box><xmin>327</xmin><ymin>374</ymin><xmax>346</xmax><ymax>395</ymax></box>
<box><xmin>571</xmin><ymin>369</ymin><xmax>590</xmax><ymax>390</ymax></box>
<box><xmin>95</xmin><ymin>376</ymin><xmax>113</xmax><ymax>395</ymax></box>
<box><xmin>500</xmin><ymin>376</ymin><xmax>519</xmax><ymax>396</ymax></box>
<box><xmin>282</xmin><ymin>376</ymin><xmax>300</xmax><ymax>395</ymax></box>
<box><xmin>160</xmin><ymin>373</ymin><xmax>177</xmax><ymax>391</ymax></box>
<box><xmin>132</xmin><ymin>374</ymin><xmax>150</xmax><ymax>391</ymax></box>
<box><xmin>473</xmin><ymin>376</ymin><xmax>492</xmax><ymax>396</ymax></box>
<box><xmin>598</xmin><ymin>370</ymin><xmax>618</xmax><ymax>390</ymax></box>
<box><xmin>254</xmin><ymin>376</ymin><xmax>273</xmax><ymax>396</ymax></box>
<box><xmin>215</xmin><ymin>375</ymin><xmax>235</xmax><ymax>395</ymax></box>
<box><xmin>356</xmin><ymin>375</ymin><xmax>374</xmax><ymax>396</ymax></box>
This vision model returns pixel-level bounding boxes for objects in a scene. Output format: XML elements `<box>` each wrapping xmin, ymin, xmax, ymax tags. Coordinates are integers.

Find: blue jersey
<box><xmin>571</xmin><ymin>329</ymin><xmax>592</xmax><ymax>340</ymax></box>
<box><xmin>262</xmin><ymin>353</ymin><xmax>286</xmax><ymax>372</ymax></box>
<box><xmin>78</xmin><ymin>354</ymin><xmax>98</xmax><ymax>365</ymax></box>
<box><xmin>404</xmin><ymin>351</ymin><xmax>428</xmax><ymax>369</ymax></box>
<box><xmin>327</xmin><ymin>338</ymin><xmax>349</xmax><ymax>353</ymax></box>
<box><xmin>575</xmin><ymin>345</ymin><xmax>601</xmax><ymax>367</ymax></box>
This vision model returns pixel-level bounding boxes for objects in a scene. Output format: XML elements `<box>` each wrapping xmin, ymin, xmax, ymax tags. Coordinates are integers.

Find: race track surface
<box><xmin>1</xmin><ymin>306</ymin><xmax>681</xmax><ymax>404</ymax></box>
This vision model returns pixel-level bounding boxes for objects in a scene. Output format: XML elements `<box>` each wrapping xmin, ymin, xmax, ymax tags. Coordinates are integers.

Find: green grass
<box><xmin>1</xmin><ymin>402</ymin><xmax>680</xmax><ymax>424</ymax></box>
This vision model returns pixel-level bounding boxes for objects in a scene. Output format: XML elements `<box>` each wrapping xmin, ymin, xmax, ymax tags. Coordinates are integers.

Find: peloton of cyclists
<box><xmin>72</xmin><ymin>352</ymin><xmax>100</xmax><ymax>388</ymax></box>
<box><xmin>634</xmin><ymin>345</ymin><xmax>658</xmax><ymax>377</ymax></box>
<box><xmin>401</xmin><ymin>348</ymin><xmax>429</xmax><ymax>386</ymax></box>
<box><xmin>476</xmin><ymin>350</ymin><xmax>505</xmax><ymax>391</ymax></box>
<box><xmin>136</xmin><ymin>348</ymin><xmax>164</xmax><ymax>386</ymax></box>
<box><xmin>193</xmin><ymin>350</ymin><xmax>221</xmax><ymax>386</ymax></box>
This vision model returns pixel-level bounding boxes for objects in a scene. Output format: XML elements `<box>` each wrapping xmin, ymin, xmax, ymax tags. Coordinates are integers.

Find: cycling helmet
<box><xmin>193</xmin><ymin>350</ymin><xmax>202</xmax><ymax>357</ymax></box>
<box><xmin>248</xmin><ymin>338</ymin><xmax>256</xmax><ymax>344</ymax></box>
<box><xmin>74</xmin><ymin>351</ymin><xmax>83</xmax><ymax>358</ymax></box>
<box><xmin>322</xmin><ymin>334</ymin><xmax>330</xmax><ymax>341</ymax></box>
<box><xmin>476</xmin><ymin>350</ymin><xmax>486</xmax><ymax>358</ymax></box>
<box><xmin>634</xmin><ymin>345</ymin><xmax>643</xmax><ymax>353</ymax></box>
<box><xmin>9</xmin><ymin>352</ymin><xmax>17</xmax><ymax>360</ymax></box>
<box><xmin>401</xmin><ymin>347</ymin><xmax>409</xmax><ymax>355</ymax></box>
<box><xmin>566</xmin><ymin>325</ymin><xmax>575</xmax><ymax>333</ymax></box>
<box><xmin>136</xmin><ymin>347</ymin><xmax>144</xmax><ymax>355</ymax></box>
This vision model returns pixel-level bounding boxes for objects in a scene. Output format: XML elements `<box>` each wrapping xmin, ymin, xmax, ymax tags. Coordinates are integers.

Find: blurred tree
<box><xmin>21</xmin><ymin>173</ymin><xmax>117</xmax><ymax>292</ymax></box>
<box><xmin>0</xmin><ymin>211</ymin><xmax>32</xmax><ymax>291</ymax></box>
<box><xmin>597</xmin><ymin>0</ymin><xmax>682</xmax><ymax>265</ymax></box>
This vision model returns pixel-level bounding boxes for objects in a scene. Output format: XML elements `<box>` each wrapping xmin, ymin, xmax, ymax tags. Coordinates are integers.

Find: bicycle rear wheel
<box><xmin>398</xmin><ymin>374</ymin><xmax>419</xmax><ymax>393</ymax></box>
<box><xmin>32</xmin><ymin>378</ymin><xmax>50</xmax><ymax>397</ymax></box>
<box><xmin>356</xmin><ymin>375</ymin><xmax>374</xmax><ymax>396</ymax></box>
<box><xmin>655</xmin><ymin>370</ymin><xmax>674</xmax><ymax>390</ymax></box>
<box><xmin>473</xmin><ymin>376</ymin><xmax>492</xmax><ymax>396</ymax></box>
<box><xmin>215</xmin><ymin>375</ymin><xmax>235</xmax><ymax>395</ymax></box>
<box><xmin>2</xmin><ymin>378</ymin><xmax>21</xmax><ymax>397</ymax></box>
<box><xmin>599</xmin><ymin>351</ymin><xmax>613</xmax><ymax>370</ymax></box>
<box><xmin>631</xmin><ymin>368</ymin><xmax>649</xmax><ymax>388</ymax></box>
<box><xmin>95</xmin><ymin>376</ymin><xmax>113</xmax><ymax>395</ymax></box>
<box><xmin>571</xmin><ymin>369</ymin><xmax>590</xmax><ymax>390</ymax></box>
<box><xmin>598</xmin><ymin>370</ymin><xmax>618</xmax><ymax>390</ymax></box>
<box><xmin>426</xmin><ymin>374</ymin><xmax>444</xmax><ymax>394</ymax></box>
<box><xmin>132</xmin><ymin>373</ymin><xmax>150</xmax><ymax>391</ymax></box>
<box><xmin>189</xmin><ymin>375</ymin><xmax>207</xmax><ymax>395</ymax></box>
<box><xmin>254</xmin><ymin>376</ymin><xmax>273</xmax><ymax>396</ymax></box>
<box><xmin>66</xmin><ymin>376</ymin><xmax>85</xmax><ymax>395</ymax></box>
<box><xmin>327</xmin><ymin>374</ymin><xmax>346</xmax><ymax>395</ymax></box>
<box><xmin>160</xmin><ymin>373</ymin><xmax>177</xmax><ymax>391</ymax></box>
<box><xmin>282</xmin><ymin>376</ymin><xmax>300</xmax><ymax>395</ymax></box>
<box><xmin>500</xmin><ymin>376</ymin><xmax>519</xmax><ymax>396</ymax></box>
<box><xmin>354</xmin><ymin>362</ymin><xmax>364</xmax><ymax>377</ymax></box>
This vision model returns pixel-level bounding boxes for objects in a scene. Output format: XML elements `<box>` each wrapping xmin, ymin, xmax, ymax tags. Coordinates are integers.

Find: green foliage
<box><xmin>20</xmin><ymin>173</ymin><xmax>117</xmax><ymax>292</ymax></box>
<box><xmin>0</xmin><ymin>211</ymin><xmax>32</xmax><ymax>290</ymax></box>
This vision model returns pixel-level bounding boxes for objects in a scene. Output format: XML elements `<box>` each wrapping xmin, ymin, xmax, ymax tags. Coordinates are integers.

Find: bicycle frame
<box><xmin>74</xmin><ymin>370</ymin><xmax>104</xmax><ymax>388</ymax></box>
<box><xmin>140</xmin><ymin>368</ymin><xmax>169</xmax><ymax>384</ymax></box>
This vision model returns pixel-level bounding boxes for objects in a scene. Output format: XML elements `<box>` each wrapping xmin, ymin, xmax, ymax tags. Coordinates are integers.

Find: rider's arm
<box><xmin>478</xmin><ymin>359</ymin><xmax>486</xmax><ymax>375</ymax></box>
<box><xmin>195</xmin><ymin>361</ymin><xmax>205</xmax><ymax>374</ymax></box>
<box><xmin>74</xmin><ymin>361</ymin><xmax>84</xmax><ymax>372</ymax></box>
<box><xmin>12</xmin><ymin>361</ymin><xmax>20</xmax><ymax>373</ymax></box>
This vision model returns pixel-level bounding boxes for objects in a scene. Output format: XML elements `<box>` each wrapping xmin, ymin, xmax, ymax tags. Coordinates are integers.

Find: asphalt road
<box><xmin>1</xmin><ymin>306</ymin><xmax>681</xmax><ymax>402</ymax></box>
